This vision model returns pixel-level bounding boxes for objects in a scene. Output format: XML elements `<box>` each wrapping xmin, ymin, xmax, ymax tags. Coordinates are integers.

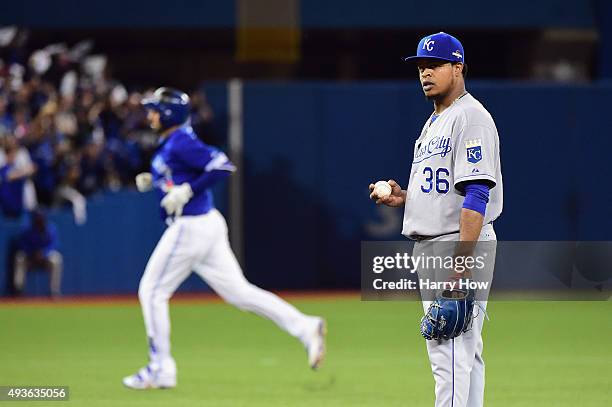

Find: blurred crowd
<box><xmin>0</xmin><ymin>27</ymin><xmax>216</xmax><ymax>224</ymax></box>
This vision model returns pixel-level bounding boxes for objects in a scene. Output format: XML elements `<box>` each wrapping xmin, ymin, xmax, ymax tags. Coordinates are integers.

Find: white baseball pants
<box><xmin>138</xmin><ymin>209</ymin><xmax>316</xmax><ymax>372</ymax></box>
<box><xmin>13</xmin><ymin>250</ymin><xmax>63</xmax><ymax>297</ymax></box>
<box><xmin>416</xmin><ymin>223</ymin><xmax>497</xmax><ymax>407</ymax></box>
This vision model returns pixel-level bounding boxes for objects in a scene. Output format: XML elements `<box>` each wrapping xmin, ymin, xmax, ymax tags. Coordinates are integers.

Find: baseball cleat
<box><xmin>122</xmin><ymin>365</ymin><xmax>176</xmax><ymax>390</ymax></box>
<box><xmin>307</xmin><ymin>318</ymin><xmax>327</xmax><ymax>370</ymax></box>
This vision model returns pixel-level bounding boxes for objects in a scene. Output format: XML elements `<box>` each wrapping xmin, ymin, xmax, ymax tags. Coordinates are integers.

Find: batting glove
<box><xmin>135</xmin><ymin>172</ymin><xmax>153</xmax><ymax>192</ymax></box>
<box><xmin>160</xmin><ymin>183</ymin><xmax>193</xmax><ymax>217</ymax></box>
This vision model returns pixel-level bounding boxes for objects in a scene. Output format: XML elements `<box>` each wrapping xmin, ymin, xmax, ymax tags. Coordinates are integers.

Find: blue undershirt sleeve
<box><xmin>462</xmin><ymin>182</ymin><xmax>490</xmax><ymax>216</ymax></box>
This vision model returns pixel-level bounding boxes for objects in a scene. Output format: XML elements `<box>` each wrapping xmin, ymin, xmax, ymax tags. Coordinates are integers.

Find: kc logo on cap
<box><xmin>423</xmin><ymin>38</ymin><xmax>435</xmax><ymax>51</ymax></box>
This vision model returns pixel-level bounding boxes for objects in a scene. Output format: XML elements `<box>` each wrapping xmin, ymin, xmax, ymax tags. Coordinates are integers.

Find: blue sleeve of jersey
<box><xmin>190</xmin><ymin>170</ymin><xmax>231</xmax><ymax>195</ymax></box>
<box><xmin>173</xmin><ymin>133</ymin><xmax>236</xmax><ymax>194</ymax></box>
<box><xmin>462</xmin><ymin>182</ymin><xmax>490</xmax><ymax>216</ymax></box>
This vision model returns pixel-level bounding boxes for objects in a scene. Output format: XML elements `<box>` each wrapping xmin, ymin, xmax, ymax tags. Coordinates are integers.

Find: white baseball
<box><xmin>373</xmin><ymin>181</ymin><xmax>392</xmax><ymax>199</ymax></box>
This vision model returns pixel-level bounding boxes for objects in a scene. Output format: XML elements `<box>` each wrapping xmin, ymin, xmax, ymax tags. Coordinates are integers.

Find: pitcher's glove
<box><xmin>420</xmin><ymin>289</ymin><xmax>475</xmax><ymax>340</ymax></box>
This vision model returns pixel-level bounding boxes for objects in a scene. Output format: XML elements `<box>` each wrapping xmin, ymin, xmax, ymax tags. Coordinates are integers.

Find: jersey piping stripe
<box><xmin>451</xmin><ymin>338</ymin><xmax>455</xmax><ymax>407</ymax></box>
<box><xmin>454</xmin><ymin>174</ymin><xmax>496</xmax><ymax>185</ymax></box>
<box><xmin>204</xmin><ymin>152</ymin><xmax>234</xmax><ymax>172</ymax></box>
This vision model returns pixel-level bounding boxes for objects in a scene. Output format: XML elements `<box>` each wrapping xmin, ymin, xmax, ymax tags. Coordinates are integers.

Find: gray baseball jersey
<box><xmin>402</xmin><ymin>92</ymin><xmax>503</xmax><ymax>239</ymax></box>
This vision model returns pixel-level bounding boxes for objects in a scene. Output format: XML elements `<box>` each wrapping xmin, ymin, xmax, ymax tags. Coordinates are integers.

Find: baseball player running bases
<box><xmin>370</xmin><ymin>32</ymin><xmax>503</xmax><ymax>407</ymax></box>
<box><xmin>123</xmin><ymin>88</ymin><xmax>326</xmax><ymax>389</ymax></box>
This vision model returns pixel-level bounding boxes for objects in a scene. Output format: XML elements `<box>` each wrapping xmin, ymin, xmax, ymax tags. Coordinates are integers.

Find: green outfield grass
<box><xmin>0</xmin><ymin>297</ymin><xmax>610</xmax><ymax>406</ymax></box>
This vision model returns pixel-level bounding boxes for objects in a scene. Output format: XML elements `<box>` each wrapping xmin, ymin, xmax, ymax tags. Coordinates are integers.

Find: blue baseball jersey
<box><xmin>18</xmin><ymin>222</ymin><xmax>59</xmax><ymax>256</ymax></box>
<box><xmin>0</xmin><ymin>164</ymin><xmax>25</xmax><ymax>217</ymax></box>
<box><xmin>151</xmin><ymin>126</ymin><xmax>236</xmax><ymax>220</ymax></box>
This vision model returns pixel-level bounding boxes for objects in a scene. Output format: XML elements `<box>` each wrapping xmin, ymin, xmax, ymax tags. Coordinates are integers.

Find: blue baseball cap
<box><xmin>404</xmin><ymin>32</ymin><xmax>465</xmax><ymax>64</ymax></box>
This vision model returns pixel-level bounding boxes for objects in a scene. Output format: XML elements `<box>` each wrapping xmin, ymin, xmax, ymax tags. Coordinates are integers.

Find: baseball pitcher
<box><xmin>370</xmin><ymin>32</ymin><xmax>503</xmax><ymax>407</ymax></box>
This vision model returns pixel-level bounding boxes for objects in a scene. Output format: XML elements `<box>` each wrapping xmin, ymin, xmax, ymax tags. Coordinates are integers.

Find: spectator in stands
<box><xmin>26</xmin><ymin>101</ymin><xmax>63</xmax><ymax>205</ymax></box>
<box><xmin>13</xmin><ymin>209</ymin><xmax>63</xmax><ymax>297</ymax></box>
<box><xmin>0</xmin><ymin>135</ymin><xmax>36</xmax><ymax>218</ymax></box>
<box><xmin>0</xmin><ymin>94</ymin><xmax>13</xmax><ymax>133</ymax></box>
<box><xmin>12</xmin><ymin>106</ymin><xmax>30</xmax><ymax>139</ymax></box>
<box><xmin>56</xmin><ymin>156</ymin><xmax>87</xmax><ymax>225</ymax></box>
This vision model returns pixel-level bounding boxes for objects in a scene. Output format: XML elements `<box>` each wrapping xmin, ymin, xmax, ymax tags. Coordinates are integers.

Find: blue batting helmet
<box><xmin>141</xmin><ymin>87</ymin><xmax>190</xmax><ymax>129</ymax></box>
